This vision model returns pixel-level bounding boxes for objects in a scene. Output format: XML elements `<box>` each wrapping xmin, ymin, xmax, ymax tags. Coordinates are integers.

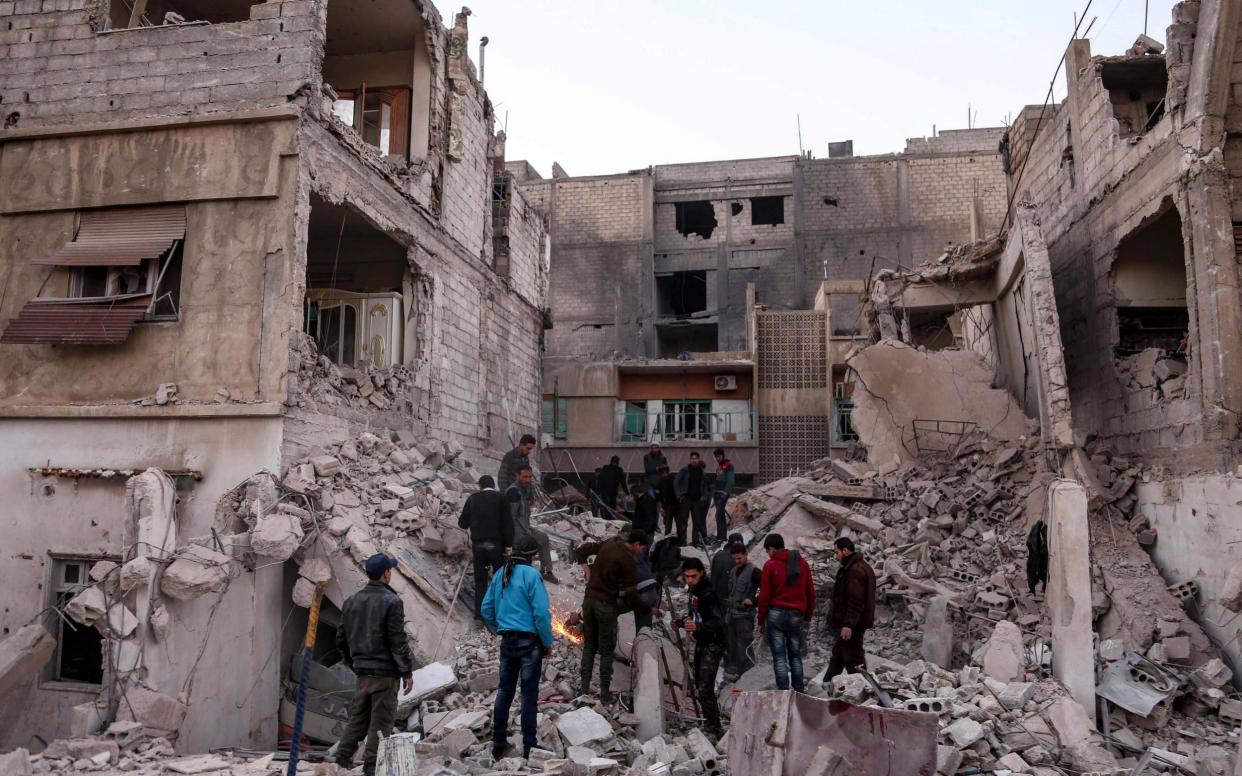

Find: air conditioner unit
<box><xmin>714</xmin><ymin>375</ymin><xmax>737</xmax><ymax>391</ymax></box>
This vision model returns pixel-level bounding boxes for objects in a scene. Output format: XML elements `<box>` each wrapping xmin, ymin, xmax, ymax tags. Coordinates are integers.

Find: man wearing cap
<box><xmin>482</xmin><ymin>536</ymin><xmax>554</xmax><ymax>761</ymax></box>
<box><xmin>334</xmin><ymin>554</ymin><xmax>414</xmax><ymax>776</ymax></box>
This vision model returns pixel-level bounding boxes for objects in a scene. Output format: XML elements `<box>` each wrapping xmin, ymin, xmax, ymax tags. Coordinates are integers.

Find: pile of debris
<box><xmin>725</xmin><ymin>429</ymin><xmax>1241</xmax><ymax>773</ymax></box>
<box><xmin>287</xmin><ymin>331</ymin><xmax>417</xmax><ymax>413</ymax></box>
<box><xmin>1115</xmin><ymin>347</ymin><xmax>1188</xmax><ymax>401</ymax></box>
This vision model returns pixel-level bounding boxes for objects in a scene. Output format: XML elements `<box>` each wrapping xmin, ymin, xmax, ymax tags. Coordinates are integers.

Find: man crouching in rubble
<box><xmin>826</xmin><ymin>536</ymin><xmax>876</xmax><ymax>680</ymax></box>
<box><xmin>678</xmin><ymin>557</ymin><xmax>726</xmax><ymax>740</ymax></box>
<box><xmin>574</xmin><ymin>529</ymin><xmax>652</xmax><ymax>703</ymax></box>
<box><xmin>334</xmin><ymin>554</ymin><xmax>414</xmax><ymax>776</ymax></box>
<box><xmin>481</xmin><ymin>536</ymin><xmax>553</xmax><ymax>761</ymax></box>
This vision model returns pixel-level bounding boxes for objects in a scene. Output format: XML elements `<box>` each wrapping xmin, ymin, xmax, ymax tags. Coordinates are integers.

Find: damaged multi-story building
<box><xmin>517</xmin><ymin>135</ymin><xmax>1010</xmax><ymax>485</ymax></box>
<box><xmin>0</xmin><ymin>0</ymin><xmax>546</xmax><ymax>751</ymax></box>
<box><xmin>872</xmin><ymin>0</ymin><xmax>1242</xmax><ymax>690</ymax></box>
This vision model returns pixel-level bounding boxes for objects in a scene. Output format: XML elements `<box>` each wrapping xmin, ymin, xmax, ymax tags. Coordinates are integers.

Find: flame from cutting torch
<box><xmin>551</xmin><ymin>607</ymin><xmax>583</xmax><ymax>645</ymax></box>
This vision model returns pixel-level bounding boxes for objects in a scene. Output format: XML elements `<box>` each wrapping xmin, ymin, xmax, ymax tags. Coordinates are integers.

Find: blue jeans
<box><xmin>765</xmin><ymin>608</ymin><xmax>806</xmax><ymax>692</ymax></box>
<box><xmin>712</xmin><ymin>492</ymin><xmax>729</xmax><ymax>539</ymax></box>
<box><xmin>494</xmin><ymin>633</ymin><xmax>544</xmax><ymax>753</ymax></box>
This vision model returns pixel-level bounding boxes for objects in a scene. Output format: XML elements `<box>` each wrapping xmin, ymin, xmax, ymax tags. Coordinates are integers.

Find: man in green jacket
<box><xmin>573</xmin><ymin>529</ymin><xmax>651</xmax><ymax>703</ymax></box>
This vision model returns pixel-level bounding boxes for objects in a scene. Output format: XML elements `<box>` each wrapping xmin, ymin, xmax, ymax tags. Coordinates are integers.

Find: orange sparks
<box><xmin>551</xmin><ymin>608</ymin><xmax>583</xmax><ymax>645</ymax></box>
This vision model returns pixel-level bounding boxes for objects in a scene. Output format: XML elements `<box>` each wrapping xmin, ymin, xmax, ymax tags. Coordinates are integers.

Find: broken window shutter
<box><xmin>389</xmin><ymin>88</ymin><xmax>411</xmax><ymax>159</ymax></box>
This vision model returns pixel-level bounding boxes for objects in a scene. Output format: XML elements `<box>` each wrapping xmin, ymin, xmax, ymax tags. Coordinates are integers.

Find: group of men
<box><xmin>599</xmin><ymin>443</ymin><xmax>736</xmax><ymax>548</ymax></box>
<box><xmin>331</xmin><ymin>432</ymin><xmax>879</xmax><ymax>772</ymax></box>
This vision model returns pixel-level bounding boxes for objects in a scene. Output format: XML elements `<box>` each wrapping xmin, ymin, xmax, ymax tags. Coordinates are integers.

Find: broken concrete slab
<box><xmin>115</xmin><ymin>685</ymin><xmax>188</xmax><ymax>739</ymax></box>
<box><xmin>921</xmin><ymin>596</ymin><xmax>954</xmax><ymax>668</ymax></box>
<box><xmin>981</xmin><ymin>620</ymin><xmax>1024</xmax><ymax>683</ymax></box>
<box><xmin>0</xmin><ymin>624</ymin><xmax>56</xmax><ymax>699</ymax></box>
<box><xmin>0</xmin><ymin>748</ymin><xmax>30</xmax><ymax>776</ymax></box>
<box><xmin>1047</xmin><ymin>480</ymin><xmax>1095</xmax><ymax>718</ymax></box>
<box><xmin>945</xmin><ymin>716</ymin><xmax>984</xmax><ymax>748</ymax></box>
<box><xmin>1219</xmin><ymin>561</ymin><xmax>1242</xmax><ymax>612</ymax></box>
<box><xmin>556</xmin><ymin>706</ymin><xmax>614</xmax><ymax>747</ymax></box>
<box><xmin>806</xmin><ymin>745</ymin><xmax>853</xmax><ymax>776</ymax></box>
<box><xmin>161</xmin><ymin>545</ymin><xmax>234</xmax><ymax>600</ymax></box>
<box><xmin>64</xmin><ymin>585</ymin><xmax>107</xmax><ymax>626</ymax></box>
<box><xmin>250</xmin><ymin>513</ymin><xmax>304</xmax><ymax>560</ymax></box>
<box><xmin>119</xmin><ymin>556</ymin><xmax>153</xmax><ymax>592</ymax></box>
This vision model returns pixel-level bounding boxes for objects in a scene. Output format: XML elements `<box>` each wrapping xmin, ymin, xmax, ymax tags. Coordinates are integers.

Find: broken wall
<box><xmin>847</xmin><ymin>341</ymin><xmax>1034</xmax><ymax>471</ymax></box>
<box><xmin>0</xmin><ymin>0</ymin><xmax>322</xmax><ymax>130</ymax></box>
<box><xmin>0</xmin><ymin>417</ymin><xmax>285</xmax><ymax>751</ymax></box>
<box><xmin>0</xmin><ymin>116</ymin><xmax>301</xmax><ymax>406</ymax></box>
<box><xmin>1133</xmin><ymin>475</ymin><xmax>1242</xmax><ymax>683</ymax></box>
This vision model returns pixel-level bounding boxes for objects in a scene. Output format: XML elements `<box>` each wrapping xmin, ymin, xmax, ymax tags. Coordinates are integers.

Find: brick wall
<box><xmin>654</xmin><ymin>156</ymin><xmax>794</xmax><ymax>185</ymax></box>
<box><xmin>0</xmin><ymin>0</ymin><xmax>322</xmax><ymax>129</ymax></box>
<box><xmin>904</xmin><ymin>127</ymin><xmax>1005</xmax><ymax>155</ymax></box>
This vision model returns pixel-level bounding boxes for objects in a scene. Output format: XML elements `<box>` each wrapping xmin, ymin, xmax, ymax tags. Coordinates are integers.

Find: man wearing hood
<box><xmin>757</xmin><ymin>533</ymin><xmax>815</xmax><ymax>692</ymax></box>
<box><xmin>826</xmin><ymin>536</ymin><xmax>876</xmax><ymax>679</ymax></box>
<box><xmin>679</xmin><ymin>557</ymin><xmax>726</xmax><ymax>740</ymax></box>
<box><xmin>481</xmin><ymin>536</ymin><xmax>554</xmax><ymax>760</ymax></box>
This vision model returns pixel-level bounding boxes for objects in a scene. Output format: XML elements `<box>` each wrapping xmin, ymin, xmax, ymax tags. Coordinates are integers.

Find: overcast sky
<box><xmin>466</xmin><ymin>0</ymin><xmax>1176</xmax><ymax>177</ymax></box>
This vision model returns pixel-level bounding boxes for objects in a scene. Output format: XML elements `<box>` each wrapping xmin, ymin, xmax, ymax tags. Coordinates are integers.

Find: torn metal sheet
<box><xmin>1096</xmin><ymin>654</ymin><xmax>1180</xmax><ymax>717</ymax></box>
<box><xmin>728</xmin><ymin>690</ymin><xmax>938</xmax><ymax>775</ymax></box>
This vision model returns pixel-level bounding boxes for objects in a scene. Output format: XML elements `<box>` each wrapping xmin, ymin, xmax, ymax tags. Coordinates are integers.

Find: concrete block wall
<box><xmin>906</xmin><ymin>153</ymin><xmax>1007</xmax><ymax>257</ymax></box>
<box><xmin>0</xmin><ymin>0</ymin><xmax>322</xmax><ymax>129</ymax></box>
<box><xmin>438</xmin><ymin>80</ymin><xmax>490</xmax><ymax>258</ymax></box>
<box><xmin>653</xmin><ymin>156</ymin><xmax>794</xmax><ymax>185</ymax></box>
<box><xmin>503</xmin><ymin>184</ymin><xmax>547</xmax><ymax>308</ymax></box>
<box><xmin>904</xmin><ymin>128</ymin><xmax>1004</xmax><ymax>155</ymax></box>
<box><xmin>653</xmin><ymin>194</ymin><xmax>794</xmax><ymax>250</ymax></box>
<box><xmin>801</xmin><ymin>158</ymin><xmax>900</xmax><ymax>233</ymax></box>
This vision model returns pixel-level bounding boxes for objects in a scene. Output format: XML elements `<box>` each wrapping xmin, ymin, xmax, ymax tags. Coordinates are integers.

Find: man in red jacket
<box><xmin>757</xmin><ymin>533</ymin><xmax>815</xmax><ymax>692</ymax></box>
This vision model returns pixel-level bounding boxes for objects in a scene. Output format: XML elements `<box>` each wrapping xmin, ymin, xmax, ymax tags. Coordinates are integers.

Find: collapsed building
<box><xmin>0</xmin><ymin>0</ymin><xmax>546</xmax><ymax>753</ymax></box>
<box><xmin>517</xmin><ymin>133</ymin><xmax>1009</xmax><ymax>485</ymax></box>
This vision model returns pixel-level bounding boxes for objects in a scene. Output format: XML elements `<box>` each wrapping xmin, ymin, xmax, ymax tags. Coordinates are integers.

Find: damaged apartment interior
<box><xmin>5</xmin><ymin>0</ymin><xmax>1242</xmax><ymax>775</ymax></box>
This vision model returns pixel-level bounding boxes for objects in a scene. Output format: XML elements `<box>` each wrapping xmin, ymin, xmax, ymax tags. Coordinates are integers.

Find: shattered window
<box><xmin>48</xmin><ymin>559</ymin><xmax>104</xmax><ymax>685</ymax></box>
<box><xmin>663</xmin><ymin>400</ymin><xmax>712</xmax><ymax>441</ymax></box>
<box><xmin>673</xmin><ymin>201</ymin><xmax>717</xmax><ymax>239</ymax></box>
<box><xmin>750</xmin><ymin>196</ymin><xmax>786</xmax><ymax>226</ymax></box>
<box><xmin>541</xmin><ymin>397</ymin><xmax>568</xmax><ymax>439</ymax></box>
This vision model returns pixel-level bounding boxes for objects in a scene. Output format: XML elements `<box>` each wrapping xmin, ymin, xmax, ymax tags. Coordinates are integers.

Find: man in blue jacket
<box><xmin>481</xmin><ymin>536</ymin><xmax>554</xmax><ymax>760</ymax></box>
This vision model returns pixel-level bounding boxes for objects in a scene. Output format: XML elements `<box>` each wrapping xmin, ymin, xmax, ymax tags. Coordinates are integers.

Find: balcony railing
<box><xmin>615</xmin><ymin>408</ymin><xmax>756</xmax><ymax>444</ymax></box>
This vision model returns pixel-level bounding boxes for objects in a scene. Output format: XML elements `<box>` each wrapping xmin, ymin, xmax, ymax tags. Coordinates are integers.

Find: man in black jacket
<box><xmin>459</xmin><ymin>475</ymin><xmax>513</xmax><ymax>619</ymax></box>
<box><xmin>642</xmin><ymin>443</ymin><xmax>668</xmax><ymax>498</ymax></box>
<box><xmin>498</xmin><ymin>434</ymin><xmax>537</xmax><ymax>491</ymax></box>
<box><xmin>630</xmin><ymin>484</ymin><xmax>660</xmax><ymax>537</ymax></box>
<box><xmin>596</xmin><ymin>456</ymin><xmax>626</xmax><ymax>512</ymax></box>
<box><xmin>335</xmin><ymin>554</ymin><xmax>414</xmax><ymax>776</ymax></box>
<box><xmin>680</xmin><ymin>557</ymin><xmax>726</xmax><ymax>739</ymax></box>
<box><xmin>657</xmin><ymin>466</ymin><xmax>679</xmax><ymax>535</ymax></box>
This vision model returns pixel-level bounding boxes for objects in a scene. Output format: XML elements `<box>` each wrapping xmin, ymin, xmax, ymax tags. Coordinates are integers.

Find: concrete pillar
<box><xmin>633</xmin><ymin>629</ymin><xmax>665</xmax><ymax>742</ymax></box>
<box><xmin>1048</xmin><ymin>479</ymin><xmax>1095</xmax><ymax>718</ymax></box>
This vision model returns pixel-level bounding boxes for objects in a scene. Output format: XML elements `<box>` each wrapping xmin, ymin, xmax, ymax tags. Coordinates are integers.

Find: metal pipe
<box><xmin>479</xmin><ymin>37</ymin><xmax>489</xmax><ymax>84</ymax></box>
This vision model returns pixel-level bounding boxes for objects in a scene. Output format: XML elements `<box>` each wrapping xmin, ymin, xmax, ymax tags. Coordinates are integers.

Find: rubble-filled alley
<box><xmin>8</xmin><ymin>0</ymin><xmax>1242</xmax><ymax>774</ymax></box>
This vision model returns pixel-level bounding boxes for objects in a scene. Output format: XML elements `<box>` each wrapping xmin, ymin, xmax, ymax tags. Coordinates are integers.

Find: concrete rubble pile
<box><xmin>1114</xmin><ymin>347</ymin><xmax>1188</xmax><ymax>401</ymax></box>
<box><xmin>725</xmin><ymin>430</ymin><xmax>1241</xmax><ymax>774</ymax></box>
<box><xmin>287</xmin><ymin>331</ymin><xmax>417</xmax><ymax>413</ymax></box>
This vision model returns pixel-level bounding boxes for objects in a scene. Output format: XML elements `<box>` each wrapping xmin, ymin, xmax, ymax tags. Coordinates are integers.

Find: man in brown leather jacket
<box><xmin>826</xmin><ymin>536</ymin><xmax>876</xmax><ymax>679</ymax></box>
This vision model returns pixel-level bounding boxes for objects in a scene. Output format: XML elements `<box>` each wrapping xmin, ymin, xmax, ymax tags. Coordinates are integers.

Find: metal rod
<box><xmin>286</xmin><ymin>582</ymin><xmax>326</xmax><ymax>776</ymax></box>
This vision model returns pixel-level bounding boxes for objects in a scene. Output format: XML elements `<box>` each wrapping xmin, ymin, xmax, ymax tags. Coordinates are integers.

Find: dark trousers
<box><xmin>712</xmin><ymin>492</ymin><xmax>730</xmax><ymax>539</ymax></box>
<box><xmin>725</xmin><ymin>614</ymin><xmax>756</xmax><ymax>678</ymax></box>
<box><xmin>337</xmin><ymin>675</ymin><xmax>399</xmax><ymax>767</ymax></box>
<box><xmin>678</xmin><ymin>498</ymin><xmax>708</xmax><ymax>545</ymax></box>
<box><xmin>693</xmin><ymin>640</ymin><xmax>725</xmax><ymax>736</ymax></box>
<box><xmin>661</xmin><ymin>503</ymin><xmax>678</xmax><ymax>535</ymax></box>
<box><xmin>471</xmin><ymin>541</ymin><xmax>504</xmax><ymax>618</ymax></box>
<box><xmin>826</xmin><ymin>627</ymin><xmax>868</xmax><ymax>680</ymax></box>
<box><xmin>765</xmin><ymin>608</ymin><xmax>806</xmax><ymax>692</ymax></box>
<box><xmin>580</xmin><ymin>597</ymin><xmax>620</xmax><ymax>695</ymax></box>
<box><xmin>493</xmin><ymin>633</ymin><xmax>544</xmax><ymax>754</ymax></box>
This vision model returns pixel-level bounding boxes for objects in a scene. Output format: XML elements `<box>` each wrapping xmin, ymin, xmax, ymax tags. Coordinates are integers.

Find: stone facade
<box><xmin>0</xmin><ymin>0</ymin><xmax>545</xmax><ymax>751</ymax></box>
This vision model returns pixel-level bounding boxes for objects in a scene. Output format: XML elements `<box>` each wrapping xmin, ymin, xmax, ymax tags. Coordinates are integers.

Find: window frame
<box><xmin>331</xmin><ymin>86</ymin><xmax>412</xmax><ymax>159</ymax></box>
<box><xmin>43</xmin><ymin>555</ymin><xmax>116</xmax><ymax>690</ymax></box>
<box><xmin>541</xmin><ymin>396</ymin><xmax>569</xmax><ymax>440</ymax></box>
<box><xmin>662</xmin><ymin>399</ymin><xmax>712</xmax><ymax>441</ymax></box>
<box><xmin>65</xmin><ymin>240</ymin><xmax>185</xmax><ymax>323</ymax></box>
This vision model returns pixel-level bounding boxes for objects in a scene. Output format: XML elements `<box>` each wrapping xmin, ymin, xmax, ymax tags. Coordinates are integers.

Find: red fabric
<box><xmin>757</xmin><ymin>550</ymin><xmax>816</xmax><ymax>623</ymax></box>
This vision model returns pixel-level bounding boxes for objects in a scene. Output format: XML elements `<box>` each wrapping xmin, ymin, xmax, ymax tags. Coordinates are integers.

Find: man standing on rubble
<box><xmin>711</xmin><ymin>448</ymin><xmax>735</xmax><ymax>541</ymax></box>
<box><xmin>334</xmin><ymin>554</ymin><xmax>414</xmax><ymax>776</ymax></box>
<box><xmin>458</xmin><ymin>474</ymin><xmax>512</xmax><ymax>620</ymax></box>
<box><xmin>630</xmin><ymin>484</ymin><xmax>660</xmax><ymax>538</ymax></box>
<box><xmin>506</xmin><ymin>465</ymin><xmax>559</xmax><ymax>585</ymax></box>
<box><xmin>710</xmin><ymin>532</ymin><xmax>744</xmax><ymax>604</ymax></box>
<box><xmin>498</xmin><ymin>433</ymin><xmax>537</xmax><ymax>492</ymax></box>
<box><xmin>675</xmin><ymin>452</ymin><xmax>712</xmax><ymax>547</ymax></box>
<box><xmin>678</xmin><ymin>557</ymin><xmax>726</xmax><ymax>740</ymax></box>
<box><xmin>573</xmin><ymin>529</ymin><xmax>652</xmax><ymax>703</ymax></box>
<box><xmin>826</xmin><ymin>536</ymin><xmax>876</xmax><ymax>679</ymax></box>
<box><xmin>657</xmin><ymin>466</ymin><xmax>679</xmax><ymax>536</ymax></box>
<box><xmin>643</xmin><ymin>443</ymin><xmax>668</xmax><ymax>498</ymax></box>
<box><xmin>758</xmin><ymin>533</ymin><xmax>815</xmax><ymax>692</ymax></box>
<box><xmin>596</xmin><ymin>455</ymin><xmax>626</xmax><ymax>513</ymax></box>
<box><xmin>481</xmin><ymin>536</ymin><xmax>553</xmax><ymax>761</ymax></box>
<box><xmin>725</xmin><ymin>542</ymin><xmax>760</xmax><ymax>681</ymax></box>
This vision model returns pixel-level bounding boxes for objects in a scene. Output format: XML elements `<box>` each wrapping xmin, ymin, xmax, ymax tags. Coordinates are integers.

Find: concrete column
<box><xmin>1048</xmin><ymin>479</ymin><xmax>1095</xmax><ymax>718</ymax></box>
<box><xmin>633</xmin><ymin>629</ymin><xmax>665</xmax><ymax>742</ymax></box>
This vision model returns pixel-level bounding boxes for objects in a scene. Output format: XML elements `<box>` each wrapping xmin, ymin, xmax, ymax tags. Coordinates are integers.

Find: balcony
<box><xmin>614</xmin><ymin>402</ymin><xmax>756</xmax><ymax>444</ymax></box>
